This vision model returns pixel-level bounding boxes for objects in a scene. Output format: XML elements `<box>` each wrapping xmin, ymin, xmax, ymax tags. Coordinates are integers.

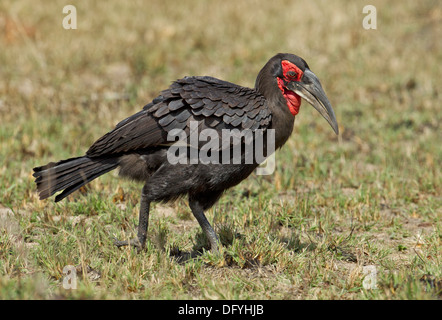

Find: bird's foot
<box><xmin>113</xmin><ymin>237</ymin><xmax>145</xmax><ymax>252</ymax></box>
<box><xmin>209</xmin><ymin>242</ymin><xmax>220</xmax><ymax>254</ymax></box>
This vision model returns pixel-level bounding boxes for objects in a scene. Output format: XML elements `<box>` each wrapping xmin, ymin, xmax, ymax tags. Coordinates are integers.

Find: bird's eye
<box><xmin>287</xmin><ymin>71</ymin><xmax>298</xmax><ymax>79</ymax></box>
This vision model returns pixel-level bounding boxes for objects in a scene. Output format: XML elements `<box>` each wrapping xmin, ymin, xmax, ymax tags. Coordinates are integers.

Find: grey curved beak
<box><xmin>289</xmin><ymin>69</ymin><xmax>339</xmax><ymax>135</ymax></box>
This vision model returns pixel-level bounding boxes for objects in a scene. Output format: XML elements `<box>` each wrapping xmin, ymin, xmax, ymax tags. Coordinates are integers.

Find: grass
<box><xmin>0</xmin><ymin>0</ymin><xmax>441</xmax><ymax>299</ymax></box>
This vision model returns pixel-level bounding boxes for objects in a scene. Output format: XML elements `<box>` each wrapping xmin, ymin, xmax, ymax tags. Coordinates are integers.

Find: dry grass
<box><xmin>0</xmin><ymin>0</ymin><xmax>441</xmax><ymax>299</ymax></box>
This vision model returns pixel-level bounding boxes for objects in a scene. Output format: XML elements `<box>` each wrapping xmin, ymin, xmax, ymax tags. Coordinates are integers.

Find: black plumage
<box><xmin>33</xmin><ymin>53</ymin><xmax>338</xmax><ymax>252</ymax></box>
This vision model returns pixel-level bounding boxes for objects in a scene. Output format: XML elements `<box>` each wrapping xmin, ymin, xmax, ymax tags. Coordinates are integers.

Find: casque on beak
<box><xmin>288</xmin><ymin>69</ymin><xmax>339</xmax><ymax>135</ymax></box>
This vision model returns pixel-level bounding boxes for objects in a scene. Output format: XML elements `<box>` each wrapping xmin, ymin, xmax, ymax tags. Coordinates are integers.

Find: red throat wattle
<box><xmin>277</xmin><ymin>60</ymin><xmax>304</xmax><ymax>116</ymax></box>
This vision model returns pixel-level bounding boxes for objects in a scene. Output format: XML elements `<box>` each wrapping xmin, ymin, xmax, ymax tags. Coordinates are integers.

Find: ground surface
<box><xmin>0</xmin><ymin>0</ymin><xmax>441</xmax><ymax>299</ymax></box>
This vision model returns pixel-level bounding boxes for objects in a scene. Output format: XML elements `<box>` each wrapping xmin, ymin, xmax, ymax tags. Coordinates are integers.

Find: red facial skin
<box><xmin>277</xmin><ymin>60</ymin><xmax>304</xmax><ymax>116</ymax></box>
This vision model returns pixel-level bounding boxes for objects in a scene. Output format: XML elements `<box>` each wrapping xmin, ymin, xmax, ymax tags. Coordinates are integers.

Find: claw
<box><xmin>113</xmin><ymin>237</ymin><xmax>144</xmax><ymax>252</ymax></box>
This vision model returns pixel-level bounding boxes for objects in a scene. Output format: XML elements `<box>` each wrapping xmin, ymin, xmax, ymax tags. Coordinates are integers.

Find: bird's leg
<box><xmin>114</xmin><ymin>185</ymin><xmax>150</xmax><ymax>251</ymax></box>
<box><xmin>189</xmin><ymin>197</ymin><xmax>219</xmax><ymax>253</ymax></box>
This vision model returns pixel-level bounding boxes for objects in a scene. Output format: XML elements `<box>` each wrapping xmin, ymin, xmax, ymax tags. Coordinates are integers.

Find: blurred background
<box><xmin>0</xmin><ymin>0</ymin><xmax>440</xmax><ymax>299</ymax></box>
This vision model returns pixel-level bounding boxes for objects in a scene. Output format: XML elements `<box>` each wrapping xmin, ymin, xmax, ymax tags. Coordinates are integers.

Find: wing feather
<box><xmin>86</xmin><ymin>76</ymin><xmax>271</xmax><ymax>157</ymax></box>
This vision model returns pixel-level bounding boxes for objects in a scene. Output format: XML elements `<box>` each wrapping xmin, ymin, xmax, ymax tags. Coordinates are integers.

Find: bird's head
<box><xmin>256</xmin><ymin>53</ymin><xmax>339</xmax><ymax>135</ymax></box>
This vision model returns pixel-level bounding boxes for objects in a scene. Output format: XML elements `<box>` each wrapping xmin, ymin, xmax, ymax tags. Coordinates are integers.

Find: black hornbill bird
<box><xmin>33</xmin><ymin>53</ymin><xmax>338</xmax><ymax>252</ymax></box>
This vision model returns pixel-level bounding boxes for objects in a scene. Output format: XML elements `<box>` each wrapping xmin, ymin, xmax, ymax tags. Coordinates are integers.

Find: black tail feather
<box><xmin>33</xmin><ymin>156</ymin><xmax>119</xmax><ymax>202</ymax></box>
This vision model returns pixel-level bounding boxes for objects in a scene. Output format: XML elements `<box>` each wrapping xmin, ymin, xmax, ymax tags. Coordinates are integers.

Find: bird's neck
<box><xmin>255</xmin><ymin>75</ymin><xmax>295</xmax><ymax>150</ymax></box>
<box><xmin>268</xmin><ymin>94</ymin><xmax>295</xmax><ymax>149</ymax></box>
